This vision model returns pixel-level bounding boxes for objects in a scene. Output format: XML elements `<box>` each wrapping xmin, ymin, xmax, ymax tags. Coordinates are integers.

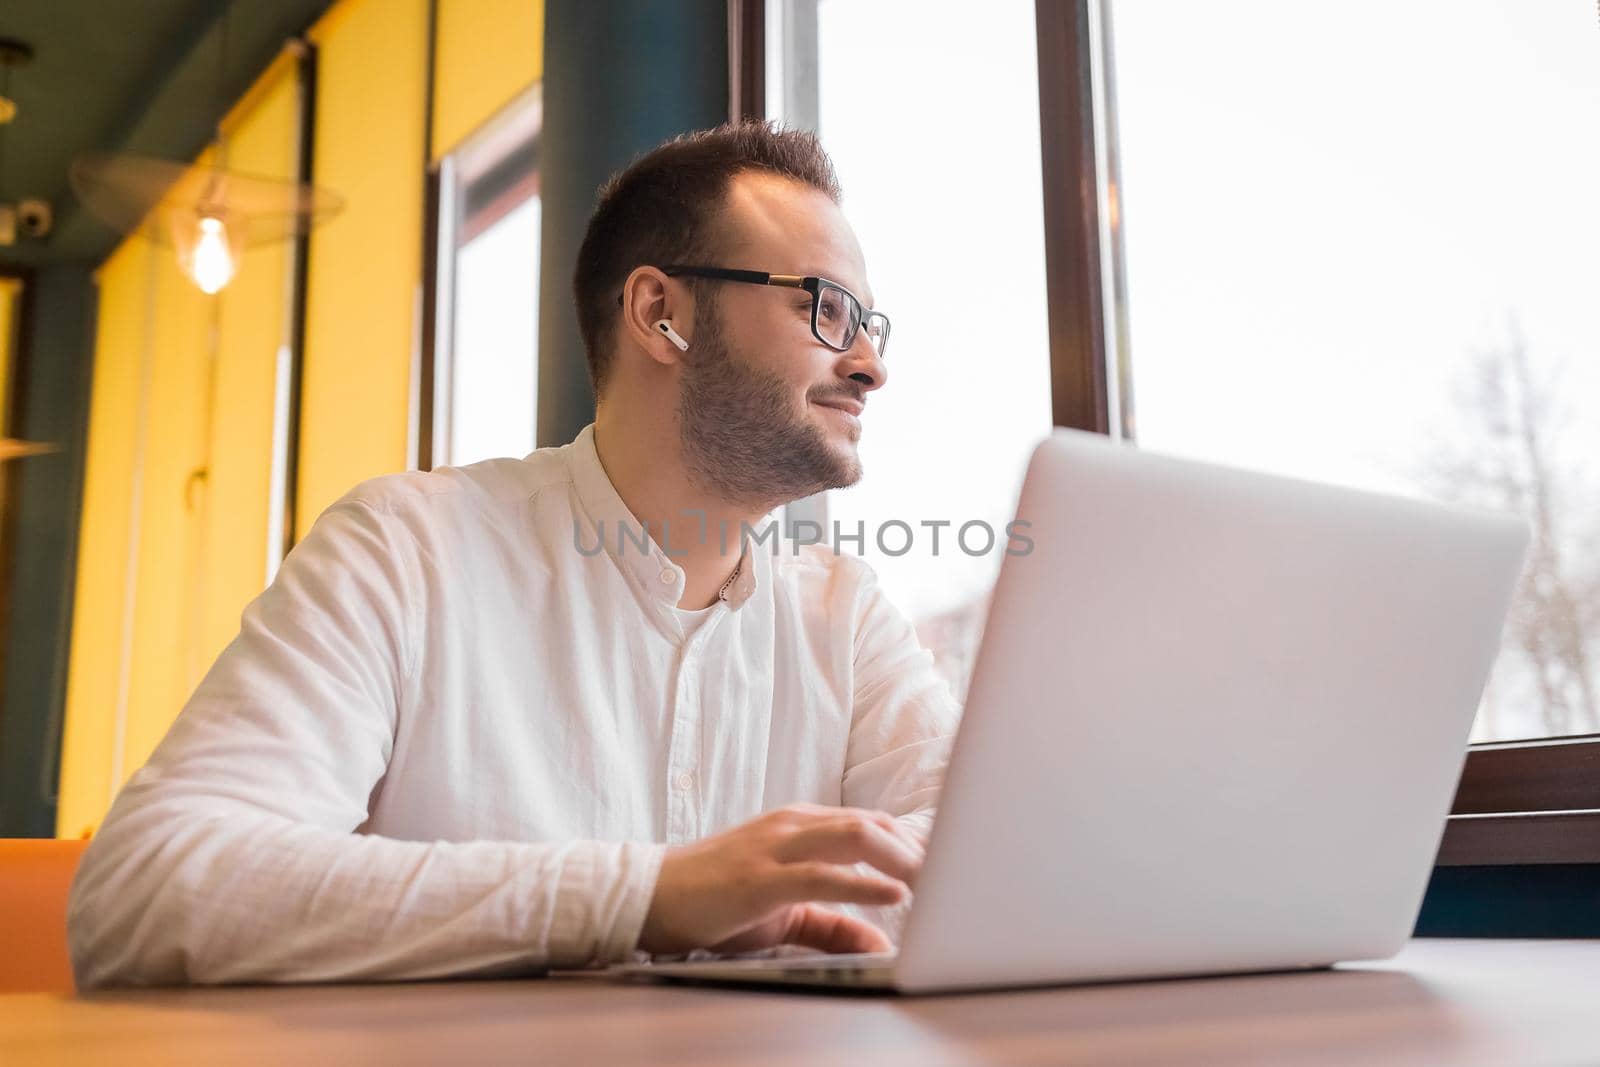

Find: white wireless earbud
<box><xmin>654</xmin><ymin>319</ymin><xmax>690</xmax><ymax>352</ymax></box>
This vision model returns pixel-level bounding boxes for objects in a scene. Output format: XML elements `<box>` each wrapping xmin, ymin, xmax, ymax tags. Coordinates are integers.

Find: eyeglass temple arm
<box><xmin>616</xmin><ymin>267</ymin><xmax>811</xmax><ymax>306</ymax></box>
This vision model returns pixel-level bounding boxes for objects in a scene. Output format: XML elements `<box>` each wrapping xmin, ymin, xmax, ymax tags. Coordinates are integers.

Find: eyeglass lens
<box><xmin>816</xmin><ymin>284</ymin><xmax>886</xmax><ymax>356</ymax></box>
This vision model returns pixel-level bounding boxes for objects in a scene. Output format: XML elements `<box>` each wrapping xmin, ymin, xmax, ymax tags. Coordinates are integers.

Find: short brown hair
<box><xmin>572</xmin><ymin>120</ymin><xmax>843</xmax><ymax>395</ymax></box>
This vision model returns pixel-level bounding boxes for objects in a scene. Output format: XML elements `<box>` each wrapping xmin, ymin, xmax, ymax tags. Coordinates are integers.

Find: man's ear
<box><xmin>620</xmin><ymin>266</ymin><xmax>692</xmax><ymax>367</ymax></box>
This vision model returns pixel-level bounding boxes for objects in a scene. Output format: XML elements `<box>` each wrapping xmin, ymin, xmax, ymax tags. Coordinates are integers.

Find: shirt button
<box><xmin>659</xmin><ymin>569</ymin><xmax>675</xmax><ymax>585</ymax></box>
<box><xmin>674</xmin><ymin>771</ymin><xmax>695</xmax><ymax>791</ymax></box>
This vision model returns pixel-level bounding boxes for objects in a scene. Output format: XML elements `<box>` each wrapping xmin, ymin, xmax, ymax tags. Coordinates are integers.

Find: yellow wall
<box><xmin>56</xmin><ymin>240</ymin><xmax>151</xmax><ymax>837</ymax></box>
<box><xmin>432</xmin><ymin>0</ymin><xmax>544</xmax><ymax>161</ymax></box>
<box><xmin>297</xmin><ymin>0</ymin><xmax>429</xmax><ymax>539</ymax></box>
<box><xmin>119</xmin><ymin>240</ymin><xmax>213</xmax><ymax>778</ymax></box>
<box><xmin>57</xmin><ymin>58</ymin><xmax>302</xmax><ymax>837</ymax></box>
<box><xmin>201</xmin><ymin>57</ymin><xmax>299</xmax><ymax>669</ymax></box>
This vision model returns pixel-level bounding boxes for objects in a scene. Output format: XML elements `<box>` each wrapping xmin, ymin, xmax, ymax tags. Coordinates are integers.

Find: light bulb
<box><xmin>189</xmin><ymin>216</ymin><xmax>237</xmax><ymax>294</ymax></box>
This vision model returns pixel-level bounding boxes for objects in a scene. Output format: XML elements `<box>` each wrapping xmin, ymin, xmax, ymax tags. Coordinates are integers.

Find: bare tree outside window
<box><xmin>1412</xmin><ymin>325</ymin><xmax>1600</xmax><ymax>740</ymax></box>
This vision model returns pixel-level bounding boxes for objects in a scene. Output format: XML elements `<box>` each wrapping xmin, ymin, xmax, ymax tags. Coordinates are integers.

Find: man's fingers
<box><xmin>773</xmin><ymin>817</ymin><xmax>923</xmax><ymax>886</ymax></box>
<box><xmin>781</xmin><ymin>904</ymin><xmax>893</xmax><ymax>955</ymax></box>
<box><xmin>764</xmin><ymin>861</ymin><xmax>907</xmax><ymax>909</ymax></box>
<box><xmin>868</xmin><ymin>811</ymin><xmax>928</xmax><ymax>858</ymax></box>
<box><xmin>787</xmin><ymin>805</ymin><xmax>927</xmax><ymax>860</ymax></box>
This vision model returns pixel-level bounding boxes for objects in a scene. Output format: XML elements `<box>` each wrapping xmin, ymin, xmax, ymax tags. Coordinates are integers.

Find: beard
<box><xmin>676</xmin><ymin>301</ymin><xmax>863</xmax><ymax>508</ymax></box>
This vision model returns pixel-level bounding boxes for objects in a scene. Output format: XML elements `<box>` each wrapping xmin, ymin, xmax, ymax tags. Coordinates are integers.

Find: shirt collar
<box><xmin>561</xmin><ymin>424</ymin><xmax>758</xmax><ymax>611</ymax></box>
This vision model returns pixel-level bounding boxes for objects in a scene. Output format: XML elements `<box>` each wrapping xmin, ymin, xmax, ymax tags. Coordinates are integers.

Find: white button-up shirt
<box><xmin>68</xmin><ymin>425</ymin><xmax>959</xmax><ymax>988</ymax></box>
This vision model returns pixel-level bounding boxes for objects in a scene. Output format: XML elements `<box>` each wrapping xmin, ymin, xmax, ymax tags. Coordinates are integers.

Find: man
<box><xmin>67</xmin><ymin>121</ymin><xmax>959</xmax><ymax>987</ymax></box>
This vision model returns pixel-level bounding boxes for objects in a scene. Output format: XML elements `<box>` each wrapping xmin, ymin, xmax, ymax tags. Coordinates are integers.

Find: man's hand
<box><xmin>638</xmin><ymin>803</ymin><xmax>925</xmax><ymax>957</ymax></box>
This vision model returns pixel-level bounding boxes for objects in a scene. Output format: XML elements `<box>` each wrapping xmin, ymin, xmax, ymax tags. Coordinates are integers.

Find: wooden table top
<box><xmin>4</xmin><ymin>940</ymin><xmax>1597</xmax><ymax>1066</ymax></box>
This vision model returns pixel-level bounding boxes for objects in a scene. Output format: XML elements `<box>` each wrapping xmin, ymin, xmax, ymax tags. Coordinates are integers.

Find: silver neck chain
<box><xmin>717</xmin><ymin>558</ymin><xmax>743</xmax><ymax>602</ymax></box>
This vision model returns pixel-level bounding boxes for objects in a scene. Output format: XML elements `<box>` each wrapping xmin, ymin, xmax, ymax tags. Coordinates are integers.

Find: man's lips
<box><xmin>812</xmin><ymin>397</ymin><xmax>865</xmax><ymax>418</ymax></box>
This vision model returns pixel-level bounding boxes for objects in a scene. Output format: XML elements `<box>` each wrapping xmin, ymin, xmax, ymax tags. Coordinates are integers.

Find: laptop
<box><xmin>619</xmin><ymin>428</ymin><xmax>1531</xmax><ymax>994</ymax></box>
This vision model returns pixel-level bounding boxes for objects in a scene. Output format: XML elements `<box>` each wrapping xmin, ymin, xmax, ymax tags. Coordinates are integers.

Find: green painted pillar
<box><xmin>537</xmin><ymin>0</ymin><xmax>730</xmax><ymax>448</ymax></box>
<box><xmin>0</xmin><ymin>264</ymin><xmax>96</xmax><ymax>836</ymax></box>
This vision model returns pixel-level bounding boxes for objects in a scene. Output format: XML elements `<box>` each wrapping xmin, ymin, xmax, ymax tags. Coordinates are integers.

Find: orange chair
<box><xmin>0</xmin><ymin>837</ymin><xmax>91</xmax><ymax>994</ymax></box>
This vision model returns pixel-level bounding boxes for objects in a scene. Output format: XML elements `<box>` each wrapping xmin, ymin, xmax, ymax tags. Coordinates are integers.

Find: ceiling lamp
<box><xmin>66</xmin><ymin>7</ymin><xmax>342</xmax><ymax>294</ymax></box>
<box><xmin>70</xmin><ymin>150</ymin><xmax>341</xmax><ymax>295</ymax></box>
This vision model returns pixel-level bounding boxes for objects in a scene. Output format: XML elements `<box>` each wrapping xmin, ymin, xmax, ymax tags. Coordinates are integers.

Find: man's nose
<box><xmin>839</xmin><ymin>332</ymin><xmax>888</xmax><ymax>392</ymax></box>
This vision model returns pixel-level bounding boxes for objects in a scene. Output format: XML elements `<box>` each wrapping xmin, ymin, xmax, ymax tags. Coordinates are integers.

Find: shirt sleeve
<box><xmin>835</xmin><ymin>563</ymin><xmax>962</xmax><ymax>943</ymax></box>
<box><xmin>67</xmin><ymin>494</ymin><xmax>665</xmax><ymax>989</ymax></box>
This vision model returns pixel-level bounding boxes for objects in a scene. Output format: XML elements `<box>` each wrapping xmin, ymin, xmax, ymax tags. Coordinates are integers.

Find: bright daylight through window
<box><xmin>1110</xmin><ymin>0</ymin><xmax>1600</xmax><ymax>742</ymax></box>
<box><xmin>769</xmin><ymin>0</ymin><xmax>1054</xmax><ymax>702</ymax></box>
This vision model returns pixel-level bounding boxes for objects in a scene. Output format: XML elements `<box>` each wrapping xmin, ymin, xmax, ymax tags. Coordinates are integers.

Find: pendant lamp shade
<box><xmin>69</xmin><ymin>152</ymin><xmax>343</xmax><ymax>293</ymax></box>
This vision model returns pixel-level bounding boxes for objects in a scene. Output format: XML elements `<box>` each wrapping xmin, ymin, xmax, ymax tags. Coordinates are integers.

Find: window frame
<box><xmin>1441</xmin><ymin>733</ymin><xmax>1600</xmax><ymax>866</ymax></box>
<box><xmin>419</xmin><ymin>81</ymin><xmax>543</xmax><ymax>471</ymax></box>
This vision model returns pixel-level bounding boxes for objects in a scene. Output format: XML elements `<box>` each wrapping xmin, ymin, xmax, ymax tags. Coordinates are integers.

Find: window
<box><xmin>747</xmin><ymin>0</ymin><xmax>1599</xmax><ymax>882</ymax></box>
<box><xmin>429</xmin><ymin>84</ymin><xmax>542</xmax><ymax>468</ymax></box>
<box><xmin>766</xmin><ymin>0</ymin><xmax>1054</xmax><ymax>700</ymax></box>
<box><xmin>1105</xmin><ymin>0</ymin><xmax>1600</xmax><ymax>744</ymax></box>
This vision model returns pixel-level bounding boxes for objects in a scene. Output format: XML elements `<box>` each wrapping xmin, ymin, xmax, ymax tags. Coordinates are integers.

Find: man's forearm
<box><xmin>68</xmin><ymin>791</ymin><xmax>665</xmax><ymax>988</ymax></box>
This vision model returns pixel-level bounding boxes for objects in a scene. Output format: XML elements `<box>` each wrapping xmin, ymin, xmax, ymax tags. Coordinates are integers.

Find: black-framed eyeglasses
<box><xmin>619</xmin><ymin>264</ymin><xmax>891</xmax><ymax>359</ymax></box>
